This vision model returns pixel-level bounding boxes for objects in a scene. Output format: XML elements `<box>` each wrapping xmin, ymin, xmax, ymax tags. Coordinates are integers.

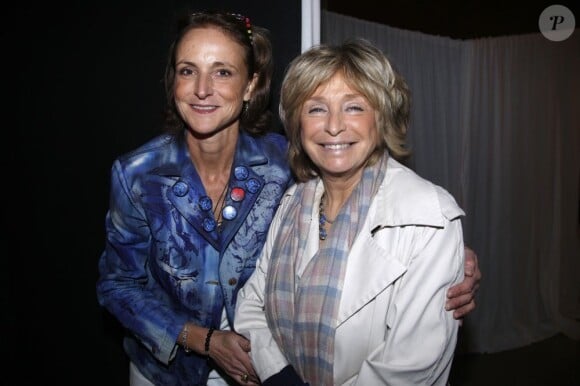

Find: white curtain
<box><xmin>322</xmin><ymin>11</ymin><xmax>580</xmax><ymax>353</ymax></box>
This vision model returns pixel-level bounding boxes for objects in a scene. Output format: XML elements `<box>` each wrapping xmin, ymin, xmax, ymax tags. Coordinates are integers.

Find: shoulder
<box><xmin>116</xmin><ymin>134</ymin><xmax>177</xmax><ymax>165</ymax></box>
<box><xmin>239</xmin><ymin>132</ymin><xmax>292</xmax><ymax>182</ymax></box>
<box><xmin>252</xmin><ymin>133</ymin><xmax>289</xmax><ymax>156</ymax></box>
<box><xmin>379</xmin><ymin>158</ymin><xmax>465</xmax><ymax>226</ymax></box>
<box><xmin>112</xmin><ymin>134</ymin><xmax>184</xmax><ymax>177</ymax></box>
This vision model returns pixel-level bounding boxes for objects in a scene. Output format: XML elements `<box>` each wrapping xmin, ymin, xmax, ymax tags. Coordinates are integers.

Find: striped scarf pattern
<box><xmin>265</xmin><ymin>153</ymin><xmax>388</xmax><ymax>385</ymax></box>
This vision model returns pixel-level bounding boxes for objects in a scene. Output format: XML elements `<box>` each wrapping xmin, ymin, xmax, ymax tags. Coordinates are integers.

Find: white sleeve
<box><xmin>234</xmin><ymin>199</ymin><xmax>290</xmax><ymax>381</ymax></box>
<box><xmin>357</xmin><ymin>218</ymin><xmax>465</xmax><ymax>385</ymax></box>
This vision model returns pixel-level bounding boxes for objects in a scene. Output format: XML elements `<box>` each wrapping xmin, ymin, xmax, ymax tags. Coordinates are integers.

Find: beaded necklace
<box><xmin>318</xmin><ymin>193</ymin><xmax>334</xmax><ymax>240</ymax></box>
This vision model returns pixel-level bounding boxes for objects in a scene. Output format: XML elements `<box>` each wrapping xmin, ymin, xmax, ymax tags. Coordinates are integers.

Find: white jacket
<box><xmin>235</xmin><ymin>158</ymin><xmax>465</xmax><ymax>385</ymax></box>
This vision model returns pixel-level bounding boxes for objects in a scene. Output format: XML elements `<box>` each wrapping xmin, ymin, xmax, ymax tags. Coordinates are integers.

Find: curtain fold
<box><xmin>322</xmin><ymin>10</ymin><xmax>580</xmax><ymax>353</ymax></box>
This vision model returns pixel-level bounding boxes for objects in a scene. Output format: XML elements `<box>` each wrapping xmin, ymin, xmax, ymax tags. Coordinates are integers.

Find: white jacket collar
<box><xmin>369</xmin><ymin>157</ymin><xmax>465</xmax><ymax>231</ymax></box>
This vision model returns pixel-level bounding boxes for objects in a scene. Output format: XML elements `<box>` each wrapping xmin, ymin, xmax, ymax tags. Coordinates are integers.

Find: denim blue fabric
<box><xmin>97</xmin><ymin>131</ymin><xmax>293</xmax><ymax>385</ymax></box>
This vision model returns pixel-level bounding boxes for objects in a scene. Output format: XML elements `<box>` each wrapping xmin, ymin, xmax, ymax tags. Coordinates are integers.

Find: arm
<box><xmin>234</xmin><ymin>206</ymin><xmax>291</xmax><ymax>382</ymax></box>
<box><xmin>98</xmin><ymin>161</ymin><xmax>262</xmax><ymax>382</ymax></box>
<box><xmin>96</xmin><ymin>161</ymin><xmax>188</xmax><ymax>364</ymax></box>
<box><xmin>357</xmin><ymin>219</ymin><xmax>465</xmax><ymax>385</ymax></box>
<box><xmin>446</xmin><ymin>246</ymin><xmax>482</xmax><ymax>319</ymax></box>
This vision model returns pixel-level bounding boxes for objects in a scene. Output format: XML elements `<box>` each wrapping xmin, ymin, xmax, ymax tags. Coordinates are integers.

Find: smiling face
<box><xmin>173</xmin><ymin>27</ymin><xmax>256</xmax><ymax>137</ymax></box>
<box><xmin>300</xmin><ymin>71</ymin><xmax>379</xmax><ymax>183</ymax></box>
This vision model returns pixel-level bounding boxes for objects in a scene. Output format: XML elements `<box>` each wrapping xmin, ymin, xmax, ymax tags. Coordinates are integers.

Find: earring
<box><xmin>242</xmin><ymin>101</ymin><xmax>249</xmax><ymax>115</ymax></box>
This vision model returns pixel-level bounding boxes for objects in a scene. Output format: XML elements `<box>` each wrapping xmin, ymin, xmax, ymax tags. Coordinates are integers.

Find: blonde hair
<box><xmin>279</xmin><ymin>38</ymin><xmax>411</xmax><ymax>182</ymax></box>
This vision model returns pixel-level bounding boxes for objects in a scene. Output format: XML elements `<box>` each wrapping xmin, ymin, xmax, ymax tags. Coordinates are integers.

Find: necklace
<box><xmin>213</xmin><ymin>182</ymin><xmax>229</xmax><ymax>231</ymax></box>
<box><xmin>196</xmin><ymin>165</ymin><xmax>251</xmax><ymax>233</ymax></box>
<box><xmin>319</xmin><ymin>193</ymin><xmax>334</xmax><ymax>240</ymax></box>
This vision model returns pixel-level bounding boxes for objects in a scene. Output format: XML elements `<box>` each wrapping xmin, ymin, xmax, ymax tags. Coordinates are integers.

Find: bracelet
<box><xmin>181</xmin><ymin>323</ymin><xmax>191</xmax><ymax>353</ymax></box>
<box><xmin>205</xmin><ymin>327</ymin><xmax>215</xmax><ymax>354</ymax></box>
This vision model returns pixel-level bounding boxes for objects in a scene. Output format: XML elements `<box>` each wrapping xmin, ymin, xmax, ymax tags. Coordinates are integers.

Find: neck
<box><xmin>321</xmin><ymin>175</ymin><xmax>360</xmax><ymax>221</ymax></box>
<box><xmin>186</xmin><ymin>129</ymin><xmax>237</xmax><ymax>181</ymax></box>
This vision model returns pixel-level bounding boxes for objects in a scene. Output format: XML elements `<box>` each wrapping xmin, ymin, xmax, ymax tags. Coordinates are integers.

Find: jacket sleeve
<box><xmin>234</xmin><ymin>195</ymin><xmax>290</xmax><ymax>382</ymax></box>
<box><xmin>356</xmin><ymin>216</ymin><xmax>465</xmax><ymax>385</ymax></box>
<box><xmin>96</xmin><ymin>160</ymin><xmax>185</xmax><ymax>364</ymax></box>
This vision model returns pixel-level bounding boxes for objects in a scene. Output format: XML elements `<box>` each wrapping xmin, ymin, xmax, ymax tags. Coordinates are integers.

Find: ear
<box><xmin>243</xmin><ymin>73</ymin><xmax>258</xmax><ymax>102</ymax></box>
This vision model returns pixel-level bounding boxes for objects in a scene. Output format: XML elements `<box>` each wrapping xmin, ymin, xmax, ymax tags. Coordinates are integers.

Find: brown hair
<box><xmin>163</xmin><ymin>11</ymin><xmax>274</xmax><ymax>136</ymax></box>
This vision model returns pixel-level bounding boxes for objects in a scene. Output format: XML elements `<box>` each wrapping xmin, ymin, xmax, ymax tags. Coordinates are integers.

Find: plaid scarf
<box><xmin>265</xmin><ymin>153</ymin><xmax>388</xmax><ymax>385</ymax></box>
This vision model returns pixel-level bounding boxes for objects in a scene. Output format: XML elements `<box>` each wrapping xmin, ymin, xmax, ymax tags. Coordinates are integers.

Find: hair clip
<box><xmin>228</xmin><ymin>13</ymin><xmax>253</xmax><ymax>45</ymax></box>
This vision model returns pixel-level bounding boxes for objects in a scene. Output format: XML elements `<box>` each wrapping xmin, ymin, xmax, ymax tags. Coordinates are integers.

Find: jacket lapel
<box><xmin>217</xmin><ymin>134</ymin><xmax>268</xmax><ymax>248</ymax></box>
<box><xmin>336</xmin><ymin>158</ymin><xmax>447</xmax><ymax>326</ymax></box>
<box><xmin>337</xmin><ymin>231</ymin><xmax>407</xmax><ymax>326</ymax></box>
<box><xmin>158</xmin><ymin>140</ymin><xmax>223</xmax><ymax>249</ymax></box>
<box><xmin>151</xmin><ymin>133</ymin><xmax>271</xmax><ymax>252</ymax></box>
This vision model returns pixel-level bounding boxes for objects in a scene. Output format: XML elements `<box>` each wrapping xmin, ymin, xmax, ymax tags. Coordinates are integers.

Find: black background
<box><xmin>325</xmin><ymin>0</ymin><xmax>576</xmax><ymax>39</ymax></box>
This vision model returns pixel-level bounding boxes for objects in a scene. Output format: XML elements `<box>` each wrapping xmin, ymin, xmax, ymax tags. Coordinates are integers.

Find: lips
<box><xmin>323</xmin><ymin>143</ymin><xmax>352</xmax><ymax>150</ymax></box>
<box><xmin>191</xmin><ymin>104</ymin><xmax>218</xmax><ymax>113</ymax></box>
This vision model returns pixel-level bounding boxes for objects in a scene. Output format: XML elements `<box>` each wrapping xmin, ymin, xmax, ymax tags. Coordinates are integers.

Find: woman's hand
<box><xmin>208</xmin><ymin>330</ymin><xmax>260</xmax><ymax>385</ymax></box>
<box><xmin>446</xmin><ymin>246</ymin><xmax>482</xmax><ymax>321</ymax></box>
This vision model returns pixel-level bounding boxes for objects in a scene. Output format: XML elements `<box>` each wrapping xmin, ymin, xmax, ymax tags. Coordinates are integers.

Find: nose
<box><xmin>194</xmin><ymin>74</ymin><xmax>213</xmax><ymax>99</ymax></box>
<box><xmin>325</xmin><ymin>109</ymin><xmax>346</xmax><ymax>136</ymax></box>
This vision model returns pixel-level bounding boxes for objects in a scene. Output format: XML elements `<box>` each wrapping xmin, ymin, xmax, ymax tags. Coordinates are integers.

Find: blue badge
<box><xmin>198</xmin><ymin>196</ymin><xmax>213</xmax><ymax>211</ymax></box>
<box><xmin>246</xmin><ymin>178</ymin><xmax>261</xmax><ymax>193</ymax></box>
<box><xmin>202</xmin><ymin>217</ymin><xmax>217</xmax><ymax>232</ymax></box>
<box><xmin>234</xmin><ymin>165</ymin><xmax>249</xmax><ymax>180</ymax></box>
<box><xmin>172</xmin><ymin>181</ymin><xmax>189</xmax><ymax>197</ymax></box>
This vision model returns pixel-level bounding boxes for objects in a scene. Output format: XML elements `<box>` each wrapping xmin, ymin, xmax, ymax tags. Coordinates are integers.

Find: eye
<box><xmin>305</xmin><ymin>103</ymin><xmax>327</xmax><ymax>114</ymax></box>
<box><xmin>215</xmin><ymin>68</ymin><xmax>233</xmax><ymax>77</ymax></box>
<box><xmin>177</xmin><ymin>67</ymin><xmax>194</xmax><ymax>76</ymax></box>
<box><xmin>345</xmin><ymin>104</ymin><xmax>365</xmax><ymax>112</ymax></box>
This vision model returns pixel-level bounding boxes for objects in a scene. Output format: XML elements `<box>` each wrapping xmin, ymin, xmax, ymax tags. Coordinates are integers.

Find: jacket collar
<box><xmin>148</xmin><ymin>132</ymin><xmax>270</xmax><ymax>250</ymax></box>
<box><xmin>368</xmin><ymin>157</ymin><xmax>455</xmax><ymax>231</ymax></box>
<box><xmin>148</xmin><ymin>131</ymin><xmax>269</xmax><ymax>177</ymax></box>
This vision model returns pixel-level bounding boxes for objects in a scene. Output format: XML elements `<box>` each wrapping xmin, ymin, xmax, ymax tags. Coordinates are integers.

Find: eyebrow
<box><xmin>306</xmin><ymin>93</ymin><xmax>365</xmax><ymax>102</ymax></box>
<box><xmin>175</xmin><ymin>60</ymin><xmax>238</xmax><ymax>69</ymax></box>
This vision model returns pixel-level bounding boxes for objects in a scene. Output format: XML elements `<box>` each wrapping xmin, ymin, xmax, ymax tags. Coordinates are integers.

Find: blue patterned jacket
<box><xmin>96</xmin><ymin>131</ymin><xmax>293</xmax><ymax>385</ymax></box>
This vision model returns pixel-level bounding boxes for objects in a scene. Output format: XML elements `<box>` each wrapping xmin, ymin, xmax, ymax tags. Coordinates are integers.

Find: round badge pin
<box><xmin>202</xmin><ymin>217</ymin><xmax>217</xmax><ymax>232</ymax></box>
<box><xmin>246</xmin><ymin>178</ymin><xmax>261</xmax><ymax>193</ymax></box>
<box><xmin>234</xmin><ymin>165</ymin><xmax>249</xmax><ymax>180</ymax></box>
<box><xmin>230</xmin><ymin>187</ymin><xmax>245</xmax><ymax>202</ymax></box>
<box><xmin>172</xmin><ymin>181</ymin><xmax>189</xmax><ymax>197</ymax></box>
<box><xmin>222</xmin><ymin>205</ymin><xmax>238</xmax><ymax>220</ymax></box>
<box><xmin>198</xmin><ymin>196</ymin><xmax>213</xmax><ymax>211</ymax></box>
